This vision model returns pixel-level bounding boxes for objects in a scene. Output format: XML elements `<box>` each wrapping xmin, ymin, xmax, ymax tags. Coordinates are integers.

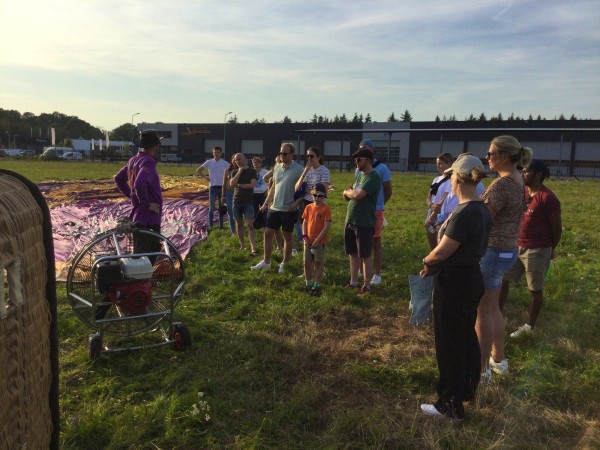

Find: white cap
<box><xmin>444</xmin><ymin>153</ymin><xmax>484</xmax><ymax>176</ymax></box>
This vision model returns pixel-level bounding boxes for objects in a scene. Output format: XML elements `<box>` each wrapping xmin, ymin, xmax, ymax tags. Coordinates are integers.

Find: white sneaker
<box><xmin>371</xmin><ymin>274</ymin><xmax>382</xmax><ymax>285</ymax></box>
<box><xmin>251</xmin><ymin>260</ymin><xmax>271</xmax><ymax>270</ymax></box>
<box><xmin>510</xmin><ymin>323</ymin><xmax>533</xmax><ymax>338</ymax></box>
<box><xmin>420</xmin><ymin>404</ymin><xmax>443</xmax><ymax>417</ymax></box>
<box><xmin>278</xmin><ymin>262</ymin><xmax>285</xmax><ymax>273</ymax></box>
<box><xmin>489</xmin><ymin>357</ymin><xmax>509</xmax><ymax>375</ymax></box>
<box><xmin>480</xmin><ymin>368</ymin><xmax>493</xmax><ymax>384</ymax></box>
<box><xmin>291</xmin><ymin>249</ymin><xmax>298</xmax><ymax>257</ymax></box>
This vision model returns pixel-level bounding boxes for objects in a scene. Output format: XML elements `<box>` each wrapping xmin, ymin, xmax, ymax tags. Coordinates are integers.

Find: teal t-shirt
<box><xmin>271</xmin><ymin>161</ymin><xmax>304</xmax><ymax>212</ymax></box>
<box><xmin>345</xmin><ymin>171</ymin><xmax>381</xmax><ymax>227</ymax></box>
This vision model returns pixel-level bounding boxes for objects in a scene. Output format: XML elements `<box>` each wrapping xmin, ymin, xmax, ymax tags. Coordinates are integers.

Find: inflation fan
<box><xmin>66</xmin><ymin>219</ymin><xmax>191</xmax><ymax>358</ymax></box>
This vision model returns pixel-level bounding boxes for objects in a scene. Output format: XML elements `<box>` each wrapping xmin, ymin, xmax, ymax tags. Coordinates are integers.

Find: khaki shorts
<box><xmin>373</xmin><ymin>210</ymin><xmax>385</xmax><ymax>238</ymax></box>
<box><xmin>504</xmin><ymin>247</ymin><xmax>552</xmax><ymax>292</ymax></box>
<box><xmin>303</xmin><ymin>242</ymin><xmax>327</xmax><ymax>263</ymax></box>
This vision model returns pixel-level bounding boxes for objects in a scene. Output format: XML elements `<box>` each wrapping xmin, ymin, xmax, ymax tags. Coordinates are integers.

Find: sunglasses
<box><xmin>279</xmin><ymin>152</ymin><xmax>292</xmax><ymax>156</ymax></box>
<box><xmin>312</xmin><ymin>193</ymin><xmax>326</xmax><ymax>198</ymax></box>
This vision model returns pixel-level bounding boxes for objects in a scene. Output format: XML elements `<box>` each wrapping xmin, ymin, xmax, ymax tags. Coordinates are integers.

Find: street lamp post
<box><xmin>131</xmin><ymin>112</ymin><xmax>140</xmax><ymax>142</ymax></box>
<box><xmin>224</xmin><ymin>111</ymin><xmax>233</xmax><ymax>154</ymax></box>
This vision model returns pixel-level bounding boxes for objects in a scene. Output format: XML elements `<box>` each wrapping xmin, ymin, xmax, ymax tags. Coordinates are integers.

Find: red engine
<box><xmin>107</xmin><ymin>280</ymin><xmax>153</xmax><ymax>314</ymax></box>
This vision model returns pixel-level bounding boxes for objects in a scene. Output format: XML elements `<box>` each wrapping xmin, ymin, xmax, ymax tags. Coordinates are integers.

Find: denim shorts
<box><xmin>480</xmin><ymin>248</ymin><xmax>518</xmax><ymax>290</ymax></box>
<box><xmin>232</xmin><ymin>201</ymin><xmax>254</xmax><ymax>220</ymax></box>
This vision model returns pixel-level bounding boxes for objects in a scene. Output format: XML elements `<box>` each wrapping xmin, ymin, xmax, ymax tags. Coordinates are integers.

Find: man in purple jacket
<box><xmin>115</xmin><ymin>130</ymin><xmax>163</xmax><ymax>256</ymax></box>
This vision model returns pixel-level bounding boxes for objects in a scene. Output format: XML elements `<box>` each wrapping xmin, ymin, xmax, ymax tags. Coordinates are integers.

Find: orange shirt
<box><xmin>302</xmin><ymin>202</ymin><xmax>331</xmax><ymax>244</ymax></box>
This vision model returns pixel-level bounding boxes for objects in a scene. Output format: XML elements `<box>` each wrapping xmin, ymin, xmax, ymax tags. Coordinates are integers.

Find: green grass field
<box><xmin>2</xmin><ymin>159</ymin><xmax>599</xmax><ymax>449</ymax></box>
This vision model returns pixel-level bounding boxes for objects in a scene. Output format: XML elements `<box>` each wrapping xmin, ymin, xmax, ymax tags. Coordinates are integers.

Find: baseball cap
<box><xmin>444</xmin><ymin>153</ymin><xmax>484</xmax><ymax>176</ymax></box>
<box><xmin>359</xmin><ymin>139</ymin><xmax>375</xmax><ymax>151</ymax></box>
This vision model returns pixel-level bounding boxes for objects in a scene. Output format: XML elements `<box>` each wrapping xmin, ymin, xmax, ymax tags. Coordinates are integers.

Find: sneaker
<box><xmin>420</xmin><ymin>404</ymin><xmax>443</xmax><ymax>417</ymax></box>
<box><xmin>278</xmin><ymin>262</ymin><xmax>285</xmax><ymax>273</ymax></box>
<box><xmin>344</xmin><ymin>283</ymin><xmax>359</xmax><ymax>289</ymax></box>
<box><xmin>489</xmin><ymin>356</ymin><xmax>509</xmax><ymax>375</ymax></box>
<box><xmin>489</xmin><ymin>357</ymin><xmax>509</xmax><ymax>375</ymax></box>
<box><xmin>251</xmin><ymin>260</ymin><xmax>271</xmax><ymax>271</ymax></box>
<box><xmin>357</xmin><ymin>285</ymin><xmax>370</xmax><ymax>296</ymax></box>
<box><xmin>291</xmin><ymin>248</ymin><xmax>298</xmax><ymax>257</ymax></box>
<box><xmin>420</xmin><ymin>403</ymin><xmax>464</xmax><ymax>420</ymax></box>
<box><xmin>510</xmin><ymin>323</ymin><xmax>533</xmax><ymax>338</ymax></box>
<box><xmin>480</xmin><ymin>368</ymin><xmax>493</xmax><ymax>384</ymax></box>
<box><xmin>371</xmin><ymin>274</ymin><xmax>382</xmax><ymax>285</ymax></box>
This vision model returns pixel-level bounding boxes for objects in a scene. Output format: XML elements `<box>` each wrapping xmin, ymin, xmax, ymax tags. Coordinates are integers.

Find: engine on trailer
<box><xmin>95</xmin><ymin>256</ymin><xmax>154</xmax><ymax>314</ymax></box>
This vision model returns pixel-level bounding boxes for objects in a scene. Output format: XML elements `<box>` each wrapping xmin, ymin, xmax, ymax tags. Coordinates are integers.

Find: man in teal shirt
<box><xmin>252</xmin><ymin>142</ymin><xmax>304</xmax><ymax>273</ymax></box>
<box><xmin>343</xmin><ymin>148</ymin><xmax>381</xmax><ymax>295</ymax></box>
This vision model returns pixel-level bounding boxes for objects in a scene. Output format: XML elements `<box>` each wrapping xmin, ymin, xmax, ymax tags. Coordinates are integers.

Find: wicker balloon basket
<box><xmin>0</xmin><ymin>170</ymin><xmax>59</xmax><ymax>450</ymax></box>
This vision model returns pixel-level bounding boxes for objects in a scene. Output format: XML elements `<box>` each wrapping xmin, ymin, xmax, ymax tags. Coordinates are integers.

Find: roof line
<box><xmin>294</xmin><ymin>128</ymin><xmax>600</xmax><ymax>133</ymax></box>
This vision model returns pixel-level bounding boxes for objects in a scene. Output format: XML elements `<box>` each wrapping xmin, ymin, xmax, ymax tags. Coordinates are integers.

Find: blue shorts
<box><xmin>232</xmin><ymin>201</ymin><xmax>254</xmax><ymax>220</ymax></box>
<box><xmin>480</xmin><ymin>248</ymin><xmax>518</xmax><ymax>290</ymax></box>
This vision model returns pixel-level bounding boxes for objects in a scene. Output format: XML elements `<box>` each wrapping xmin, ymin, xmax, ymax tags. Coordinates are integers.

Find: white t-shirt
<box><xmin>431</xmin><ymin>175</ymin><xmax>452</xmax><ymax>205</ymax></box>
<box><xmin>254</xmin><ymin>168</ymin><xmax>269</xmax><ymax>194</ymax></box>
<box><xmin>201</xmin><ymin>159</ymin><xmax>230</xmax><ymax>187</ymax></box>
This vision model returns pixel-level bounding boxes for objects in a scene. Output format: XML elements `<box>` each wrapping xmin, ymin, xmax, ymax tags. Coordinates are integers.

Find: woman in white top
<box><xmin>426</xmin><ymin>153</ymin><xmax>454</xmax><ymax>249</ymax></box>
<box><xmin>293</xmin><ymin>146</ymin><xmax>331</xmax><ymax>246</ymax></box>
<box><xmin>295</xmin><ymin>146</ymin><xmax>331</xmax><ymax>203</ymax></box>
<box><xmin>252</xmin><ymin>157</ymin><xmax>269</xmax><ymax>217</ymax></box>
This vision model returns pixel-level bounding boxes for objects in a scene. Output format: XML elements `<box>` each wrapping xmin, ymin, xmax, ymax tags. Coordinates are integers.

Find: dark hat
<box><xmin>352</xmin><ymin>148</ymin><xmax>374</xmax><ymax>160</ymax></box>
<box><xmin>312</xmin><ymin>182</ymin><xmax>327</xmax><ymax>196</ymax></box>
<box><xmin>134</xmin><ymin>130</ymin><xmax>162</xmax><ymax>149</ymax></box>
<box><xmin>526</xmin><ymin>159</ymin><xmax>549</xmax><ymax>176</ymax></box>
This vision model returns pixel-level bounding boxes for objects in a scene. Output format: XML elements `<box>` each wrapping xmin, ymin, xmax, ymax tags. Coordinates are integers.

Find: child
<box><xmin>301</xmin><ymin>183</ymin><xmax>332</xmax><ymax>296</ymax></box>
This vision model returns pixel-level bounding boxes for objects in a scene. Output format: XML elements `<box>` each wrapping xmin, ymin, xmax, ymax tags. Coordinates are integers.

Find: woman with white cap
<box><xmin>420</xmin><ymin>153</ymin><xmax>492</xmax><ymax>420</ymax></box>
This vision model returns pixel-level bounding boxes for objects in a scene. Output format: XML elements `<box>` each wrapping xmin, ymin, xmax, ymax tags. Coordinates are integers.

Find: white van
<box><xmin>41</xmin><ymin>147</ymin><xmax>74</xmax><ymax>159</ymax></box>
<box><xmin>62</xmin><ymin>151</ymin><xmax>83</xmax><ymax>161</ymax></box>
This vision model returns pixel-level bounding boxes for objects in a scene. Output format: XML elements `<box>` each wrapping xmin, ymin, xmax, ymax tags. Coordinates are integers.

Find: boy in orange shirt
<box><xmin>301</xmin><ymin>183</ymin><xmax>332</xmax><ymax>296</ymax></box>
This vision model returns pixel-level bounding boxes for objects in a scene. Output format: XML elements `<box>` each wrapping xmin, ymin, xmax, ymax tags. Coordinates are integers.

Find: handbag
<box><xmin>293</xmin><ymin>181</ymin><xmax>306</xmax><ymax>200</ymax></box>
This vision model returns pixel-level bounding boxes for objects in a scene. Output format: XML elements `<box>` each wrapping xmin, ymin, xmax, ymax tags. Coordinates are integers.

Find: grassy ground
<box><xmin>2</xmin><ymin>160</ymin><xmax>599</xmax><ymax>449</ymax></box>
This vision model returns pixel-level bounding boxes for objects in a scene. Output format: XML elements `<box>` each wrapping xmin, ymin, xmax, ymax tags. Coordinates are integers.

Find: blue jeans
<box><xmin>208</xmin><ymin>186</ymin><xmax>223</xmax><ymax>228</ymax></box>
<box><xmin>225</xmin><ymin>190</ymin><xmax>235</xmax><ymax>234</ymax></box>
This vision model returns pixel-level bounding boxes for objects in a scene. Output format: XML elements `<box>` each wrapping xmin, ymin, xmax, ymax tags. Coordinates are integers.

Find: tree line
<box><xmin>0</xmin><ymin>108</ymin><xmax>589</xmax><ymax>148</ymax></box>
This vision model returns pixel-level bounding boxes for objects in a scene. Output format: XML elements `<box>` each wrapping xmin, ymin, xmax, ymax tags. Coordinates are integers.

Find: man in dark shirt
<box><xmin>230</xmin><ymin>153</ymin><xmax>258</xmax><ymax>254</ymax></box>
<box><xmin>500</xmin><ymin>159</ymin><xmax>562</xmax><ymax>338</ymax></box>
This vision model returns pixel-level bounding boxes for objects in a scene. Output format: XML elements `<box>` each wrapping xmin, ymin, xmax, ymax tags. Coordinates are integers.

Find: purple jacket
<box><xmin>114</xmin><ymin>151</ymin><xmax>162</xmax><ymax>226</ymax></box>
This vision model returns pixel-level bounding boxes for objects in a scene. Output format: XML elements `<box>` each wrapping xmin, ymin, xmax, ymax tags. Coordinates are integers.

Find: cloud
<box><xmin>1</xmin><ymin>0</ymin><xmax>598</xmax><ymax>128</ymax></box>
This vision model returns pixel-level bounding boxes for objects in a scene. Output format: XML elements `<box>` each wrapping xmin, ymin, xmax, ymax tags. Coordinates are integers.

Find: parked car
<box><xmin>62</xmin><ymin>151</ymin><xmax>83</xmax><ymax>161</ymax></box>
<box><xmin>160</xmin><ymin>153</ymin><xmax>182</xmax><ymax>163</ymax></box>
<box><xmin>20</xmin><ymin>150</ymin><xmax>37</xmax><ymax>157</ymax></box>
<box><xmin>5</xmin><ymin>149</ymin><xmax>24</xmax><ymax>157</ymax></box>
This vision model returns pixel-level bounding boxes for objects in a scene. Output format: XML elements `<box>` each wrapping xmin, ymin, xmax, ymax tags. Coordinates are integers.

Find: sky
<box><xmin>1</xmin><ymin>0</ymin><xmax>599</xmax><ymax>131</ymax></box>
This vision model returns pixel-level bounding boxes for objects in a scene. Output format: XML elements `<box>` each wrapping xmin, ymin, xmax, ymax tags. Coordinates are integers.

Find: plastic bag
<box><xmin>409</xmin><ymin>274</ymin><xmax>433</xmax><ymax>326</ymax></box>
